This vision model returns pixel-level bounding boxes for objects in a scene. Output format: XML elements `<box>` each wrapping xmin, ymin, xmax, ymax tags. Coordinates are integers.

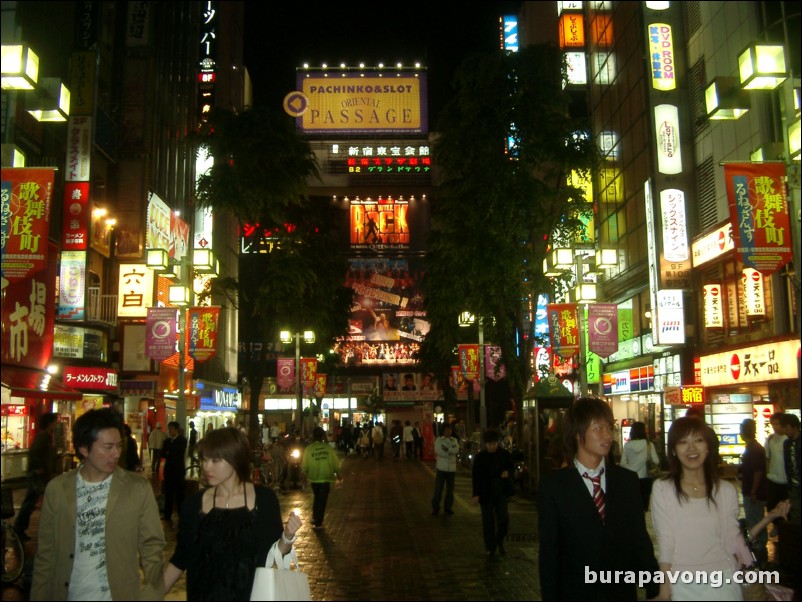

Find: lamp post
<box><xmin>459</xmin><ymin>312</ymin><xmax>486</xmax><ymax>432</ymax></box>
<box><xmin>280</xmin><ymin>330</ymin><xmax>315</xmax><ymax>437</ymax></box>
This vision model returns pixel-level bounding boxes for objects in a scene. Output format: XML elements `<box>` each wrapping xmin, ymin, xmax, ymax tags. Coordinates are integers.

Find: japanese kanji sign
<box><xmin>300</xmin><ymin>357</ymin><xmax>317</xmax><ymax>396</ymax></box>
<box><xmin>1</xmin><ymin>168</ymin><xmax>55</xmax><ymax>283</ymax></box>
<box><xmin>146</xmin><ymin>307</ymin><xmax>178</xmax><ymax>361</ymax></box>
<box><xmin>187</xmin><ymin>306</ymin><xmax>220</xmax><ymax>363</ymax></box>
<box><xmin>458</xmin><ymin>344</ymin><xmax>480</xmax><ymax>381</ymax></box>
<box><xmin>547</xmin><ymin>303</ymin><xmax>580</xmax><ymax>359</ymax></box>
<box><xmin>725</xmin><ymin>162</ymin><xmax>791</xmax><ymax>275</ymax></box>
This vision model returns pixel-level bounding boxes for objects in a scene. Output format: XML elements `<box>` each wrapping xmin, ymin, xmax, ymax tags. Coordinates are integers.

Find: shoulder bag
<box><xmin>250</xmin><ymin>541</ymin><xmax>311</xmax><ymax>601</ymax></box>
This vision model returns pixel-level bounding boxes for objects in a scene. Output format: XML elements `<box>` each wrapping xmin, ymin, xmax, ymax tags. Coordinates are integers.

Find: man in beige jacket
<box><xmin>31</xmin><ymin>408</ymin><xmax>165</xmax><ymax>601</ymax></box>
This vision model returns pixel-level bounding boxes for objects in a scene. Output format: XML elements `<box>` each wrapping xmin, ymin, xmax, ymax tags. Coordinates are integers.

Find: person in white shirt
<box><xmin>621</xmin><ymin>421</ymin><xmax>660</xmax><ymax>511</ymax></box>
<box><xmin>765</xmin><ymin>412</ymin><xmax>789</xmax><ymax>517</ymax></box>
<box><xmin>431</xmin><ymin>423</ymin><xmax>459</xmax><ymax>515</ymax></box>
<box><xmin>403</xmin><ymin>420</ymin><xmax>415</xmax><ymax>459</ymax></box>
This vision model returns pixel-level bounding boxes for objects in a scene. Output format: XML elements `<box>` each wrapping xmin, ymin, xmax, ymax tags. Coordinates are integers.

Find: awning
<box><xmin>1</xmin><ymin>365</ymin><xmax>82</xmax><ymax>400</ymax></box>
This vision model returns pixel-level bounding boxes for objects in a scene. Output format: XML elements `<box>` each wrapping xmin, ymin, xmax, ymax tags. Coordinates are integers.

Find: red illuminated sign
<box><xmin>63</xmin><ymin>366</ymin><xmax>118</xmax><ymax>390</ymax></box>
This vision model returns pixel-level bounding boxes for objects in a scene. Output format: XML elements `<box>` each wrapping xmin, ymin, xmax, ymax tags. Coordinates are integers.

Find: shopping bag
<box><xmin>250</xmin><ymin>541</ymin><xmax>311</xmax><ymax>601</ymax></box>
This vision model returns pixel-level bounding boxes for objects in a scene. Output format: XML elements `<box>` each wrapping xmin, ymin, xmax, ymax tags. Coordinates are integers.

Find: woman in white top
<box><xmin>621</xmin><ymin>421</ymin><xmax>660</xmax><ymax>511</ymax></box>
<box><xmin>651</xmin><ymin>416</ymin><xmax>753</xmax><ymax>601</ymax></box>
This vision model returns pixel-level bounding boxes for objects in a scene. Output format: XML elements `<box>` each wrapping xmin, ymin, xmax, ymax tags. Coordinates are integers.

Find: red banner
<box><xmin>450</xmin><ymin>366</ymin><xmax>468</xmax><ymax>400</ymax></box>
<box><xmin>187</xmin><ymin>306</ymin><xmax>220</xmax><ymax>363</ymax></box>
<box><xmin>315</xmin><ymin>374</ymin><xmax>327</xmax><ymax>398</ymax></box>
<box><xmin>61</xmin><ymin>182</ymin><xmax>90</xmax><ymax>250</ymax></box>
<box><xmin>458</xmin><ymin>344</ymin><xmax>480</xmax><ymax>381</ymax></box>
<box><xmin>1</xmin><ymin>167</ymin><xmax>55</xmax><ymax>282</ymax></box>
<box><xmin>277</xmin><ymin>358</ymin><xmax>295</xmax><ymax>389</ymax></box>
<box><xmin>1</xmin><ymin>242</ymin><xmax>57</xmax><ymax>369</ymax></box>
<box><xmin>300</xmin><ymin>357</ymin><xmax>317</xmax><ymax>395</ymax></box>
<box><xmin>547</xmin><ymin>303</ymin><xmax>580</xmax><ymax>359</ymax></box>
<box><xmin>725</xmin><ymin>162</ymin><xmax>792</xmax><ymax>274</ymax></box>
<box><xmin>587</xmin><ymin>303</ymin><xmax>618</xmax><ymax>358</ymax></box>
<box><xmin>145</xmin><ymin>307</ymin><xmax>178</xmax><ymax>361</ymax></box>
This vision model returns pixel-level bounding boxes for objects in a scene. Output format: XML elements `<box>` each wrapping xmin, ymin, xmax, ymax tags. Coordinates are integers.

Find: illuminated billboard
<box><xmin>295</xmin><ymin>72</ymin><xmax>427</xmax><ymax>135</ymax></box>
<box><xmin>350</xmin><ymin>197</ymin><xmax>410</xmax><ymax>250</ymax></box>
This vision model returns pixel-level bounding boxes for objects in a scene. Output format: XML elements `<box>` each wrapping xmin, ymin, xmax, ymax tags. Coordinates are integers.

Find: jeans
<box><xmin>311</xmin><ymin>481</ymin><xmax>331</xmax><ymax>526</ymax></box>
<box><xmin>743</xmin><ymin>495</ymin><xmax>768</xmax><ymax>563</ymax></box>
<box><xmin>480</xmin><ymin>495</ymin><xmax>510</xmax><ymax>552</ymax></box>
<box><xmin>431</xmin><ymin>469</ymin><xmax>455</xmax><ymax>512</ymax></box>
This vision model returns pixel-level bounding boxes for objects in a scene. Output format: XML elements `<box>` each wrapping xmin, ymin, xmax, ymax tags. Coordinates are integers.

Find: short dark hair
<box><xmin>563</xmin><ymin>397</ymin><xmax>614</xmax><ymax>460</ymax></box>
<box><xmin>313</xmin><ymin>427</ymin><xmax>326</xmax><ymax>442</ymax></box>
<box><xmin>167</xmin><ymin>421</ymin><xmax>180</xmax><ymax>431</ymax></box>
<box><xmin>629</xmin><ymin>421</ymin><xmax>647</xmax><ymax>440</ymax></box>
<box><xmin>740</xmin><ymin>418</ymin><xmax>757</xmax><ymax>439</ymax></box>
<box><xmin>38</xmin><ymin>412</ymin><xmax>58</xmax><ymax>431</ymax></box>
<box><xmin>73</xmin><ymin>408</ymin><xmax>123</xmax><ymax>460</ymax></box>
<box><xmin>483</xmin><ymin>429</ymin><xmax>500</xmax><ymax>443</ymax></box>
<box><xmin>197</xmin><ymin>427</ymin><xmax>251</xmax><ymax>482</ymax></box>
<box><xmin>770</xmin><ymin>412</ymin><xmax>785</xmax><ymax>423</ymax></box>
<box><xmin>780</xmin><ymin>413</ymin><xmax>800</xmax><ymax>430</ymax></box>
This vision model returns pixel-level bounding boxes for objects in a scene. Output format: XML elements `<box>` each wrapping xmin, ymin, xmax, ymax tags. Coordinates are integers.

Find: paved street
<box><xmin>3</xmin><ymin>451</ymin><xmax>539</xmax><ymax>601</ymax></box>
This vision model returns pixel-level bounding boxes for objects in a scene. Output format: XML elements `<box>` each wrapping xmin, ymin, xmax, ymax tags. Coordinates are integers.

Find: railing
<box><xmin>86</xmin><ymin>287</ymin><xmax>118</xmax><ymax>325</ymax></box>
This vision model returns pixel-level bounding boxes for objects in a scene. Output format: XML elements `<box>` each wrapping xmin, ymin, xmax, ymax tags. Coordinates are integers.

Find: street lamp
<box><xmin>280</xmin><ymin>329</ymin><xmax>315</xmax><ymax>436</ymax></box>
<box><xmin>459</xmin><ymin>312</ymin><xmax>486</xmax><ymax>432</ymax></box>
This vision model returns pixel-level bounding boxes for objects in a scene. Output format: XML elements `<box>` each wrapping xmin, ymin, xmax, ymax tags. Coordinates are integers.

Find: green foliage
<box><xmin>421</xmin><ymin>44</ymin><xmax>598</xmax><ymax>414</ymax></box>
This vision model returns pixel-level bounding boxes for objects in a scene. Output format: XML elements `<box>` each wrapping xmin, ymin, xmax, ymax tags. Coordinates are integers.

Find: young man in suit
<box><xmin>538</xmin><ymin>397</ymin><xmax>660</xmax><ymax>601</ymax></box>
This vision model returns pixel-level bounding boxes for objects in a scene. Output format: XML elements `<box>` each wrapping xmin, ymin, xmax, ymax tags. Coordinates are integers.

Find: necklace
<box><xmin>683</xmin><ymin>480</ymin><xmax>703</xmax><ymax>493</ymax></box>
<box><xmin>218</xmin><ymin>486</ymin><xmax>242</xmax><ymax>508</ymax></box>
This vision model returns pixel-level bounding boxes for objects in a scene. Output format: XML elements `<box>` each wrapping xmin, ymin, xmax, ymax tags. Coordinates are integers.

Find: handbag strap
<box><xmin>265</xmin><ymin>540</ymin><xmax>302</xmax><ymax>571</ymax></box>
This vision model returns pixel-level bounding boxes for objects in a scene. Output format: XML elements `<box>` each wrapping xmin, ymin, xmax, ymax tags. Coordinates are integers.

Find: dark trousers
<box><xmin>151</xmin><ymin>448</ymin><xmax>162</xmax><ymax>475</ymax></box>
<box><xmin>13</xmin><ymin>477</ymin><xmax>44</xmax><ymax>535</ymax></box>
<box><xmin>375</xmin><ymin>440</ymin><xmax>385</xmax><ymax>459</ymax></box>
<box><xmin>405</xmin><ymin>441</ymin><xmax>414</xmax><ymax>458</ymax></box>
<box><xmin>163</xmin><ymin>472</ymin><xmax>185</xmax><ymax>520</ymax></box>
<box><xmin>639</xmin><ymin>477</ymin><xmax>654</xmax><ymax>513</ymax></box>
<box><xmin>311</xmin><ymin>481</ymin><xmax>331</xmax><ymax>526</ymax></box>
<box><xmin>431</xmin><ymin>469</ymin><xmax>455</xmax><ymax>512</ymax></box>
<box><xmin>480</xmin><ymin>496</ymin><xmax>509</xmax><ymax>552</ymax></box>
<box><xmin>767</xmin><ymin>479</ymin><xmax>789</xmax><ymax>512</ymax></box>
<box><xmin>415</xmin><ymin>441</ymin><xmax>423</xmax><ymax>460</ymax></box>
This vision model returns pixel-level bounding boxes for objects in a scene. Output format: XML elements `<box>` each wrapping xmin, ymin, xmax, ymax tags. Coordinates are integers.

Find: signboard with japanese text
<box><xmin>277</xmin><ymin>358</ymin><xmax>295</xmax><ymax>390</ymax></box>
<box><xmin>54</xmin><ymin>325</ymin><xmax>107</xmax><ymax>361</ymax></box>
<box><xmin>1</xmin><ymin>168</ymin><xmax>54</xmax><ymax>282</ymax></box>
<box><xmin>546</xmin><ymin>303</ymin><xmax>580</xmax><ymax>359</ymax></box>
<box><xmin>725</xmin><ymin>162</ymin><xmax>792</xmax><ymax>274</ymax></box>
<box><xmin>63</xmin><ymin>367</ymin><xmax>118</xmax><ymax>391</ymax></box>
<box><xmin>187</xmin><ymin>306</ymin><xmax>220</xmax><ymax>363</ymax></box>
<box><xmin>145</xmin><ymin>307</ymin><xmax>177</xmax><ymax>361</ymax></box>
<box><xmin>647</xmin><ymin>23</ymin><xmax>676</xmax><ymax>91</ymax></box>
<box><xmin>57</xmin><ymin>251</ymin><xmax>86</xmax><ymax>320</ymax></box>
<box><xmin>315</xmin><ymin>374</ymin><xmax>327</xmax><ymax>398</ymax></box>
<box><xmin>296</xmin><ymin>72</ymin><xmax>427</xmax><ymax>135</ymax></box>
<box><xmin>69</xmin><ymin>50</ymin><xmax>96</xmax><ymax>116</ymax></box>
<box><xmin>655</xmin><ymin>289</ymin><xmax>685</xmax><ymax>345</ymax></box>
<box><xmin>300</xmin><ymin>357</ymin><xmax>317</xmax><ymax>396</ymax></box>
<box><xmin>659</xmin><ymin>188</ymin><xmax>691</xmax><ymax>289</ymax></box>
<box><xmin>145</xmin><ymin>191</ymin><xmax>171</xmax><ymax>252</ymax></box>
<box><xmin>692</xmin><ymin>222</ymin><xmax>735</xmax><ymax>268</ymax></box>
<box><xmin>65</xmin><ymin>118</ymin><xmax>92</xmax><ymax>181</ymax></box>
<box><xmin>587</xmin><ymin>303</ymin><xmax>618</xmax><ymax>358</ymax></box>
<box><xmin>559</xmin><ymin>13</ymin><xmax>584</xmax><ymax>47</ymax></box>
<box><xmin>458</xmin><ymin>344</ymin><xmax>480</xmax><ymax>381</ymax></box>
<box><xmin>61</xmin><ymin>182</ymin><xmax>90</xmax><ymax>250</ymax></box>
<box><xmin>1</xmin><ymin>242</ymin><xmax>57</xmax><ymax>369</ymax></box>
<box><xmin>703</xmin><ymin>284</ymin><xmax>724</xmax><ymax>328</ymax></box>
<box><xmin>742</xmin><ymin>268</ymin><xmax>766</xmax><ymax>316</ymax></box>
<box><xmin>699</xmin><ymin>339</ymin><xmax>799</xmax><ymax>387</ymax></box>
<box><xmin>654</xmin><ymin>105</ymin><xmax>682</xmax><ymax>174</ymax></box>
<box><xmin>664</xmin><ymin>385</ymin><xmax>705</xmax><ymax>405</ymax></box>
<box><xmin>117</xmin><ymin>263</ymin><xmax>154</xmax><ymax>318</ymax></box>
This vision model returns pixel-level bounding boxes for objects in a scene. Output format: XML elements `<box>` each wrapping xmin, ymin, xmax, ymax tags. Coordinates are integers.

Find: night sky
<box><xmin>243</xmin><ymin>1</ymin><xmax>522</xmax><ymax>121</ymax></box>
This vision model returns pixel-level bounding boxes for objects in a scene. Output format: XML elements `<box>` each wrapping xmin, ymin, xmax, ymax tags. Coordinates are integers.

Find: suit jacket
<box><xmin>30</xmin><ymin>466</ymin><xmax>165</xmax><ymax>601</ymax></box>
<box><xmin>538</xmin><ymin>463</ymin><xmax>660</xmax><ymax>601</ymax></box>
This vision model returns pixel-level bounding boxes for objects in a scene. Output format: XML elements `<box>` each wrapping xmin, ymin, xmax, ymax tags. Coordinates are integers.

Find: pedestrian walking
<box><xmin>188</xmin><ymin>420</ymin><xmax>199</xmax><ymax>465</ymax></box>
<box><xmin>149</xmin><ymin>421</ymin><xmax>165</xmax><ymax>476</ymax></box>
<box><xmin>740</xmin><ymin>418</ymin><xmax>768</xmax><ymax>564</ymax></box>
<box><xmin>765</xmin><ymin>412</ymin><xmax>788</xmax><ymax>521</ymax></box>
<box><xmin>403</xmin><ymin>420</ymin><xmax>414</xmax><ymax>458</ymax></box>
<box><xmin>164</xmin><ymin>427</ymin><xmax>302</xmax><ymax>600</ymax></box>
<box><xmin>301</xmin><ymin>426</ymin><xmax>343</xmax><ymax>529</ymax></box>
<box><xmin>161</xmin><ymin>421</ymin><xmax>187</xmax><ymax>523</ymax></box>
<box><xmin>471</xmin><ymin>429</ymin><xmax>514</xmax><ymax>557</ymax></box>
<box><xmin>30</xmin><ymin>408</ymin><xmax>165</xmax><ymax>601</ymax></box>
<box><xmin>14</xmin><ymin>412</ymin><xmax>59</xmax><ymax>541</ymax></box>
<box><xmin>538</xmin><ymin>397</ymin><xmax>660</xmax><ymax>600</ymax></box>
<box><xmin>372</xmin><ymin>421</ymin><xmax>386</xmax><ymax>459</ymax></box>
<box><xmin>390</xmin><ymin>419</ymin><xmax>403</xmax><ymax>459</ymax></box>
<box><xmin>431</xmin><ymin>423</ymin><xmax>459</xmax><ymax>515</ymax></box>
<box><xmin>620</xmin><ymin>421</ymin><xmax>660</xmax><ymax>511</ymax></box>
<box><xmin>651</xmin><ymin>416</ymin><xmax>754</xmax><ymax>600</ymax></box>
<box><xmin>413</xmin><ymin>421</ymin><xmax>424</xmax><ymax>460</ymax></box>
<box><xmin>123</xmin><ymin>423</ymin><xmax>141</xmax><ymax>471</ymax></box>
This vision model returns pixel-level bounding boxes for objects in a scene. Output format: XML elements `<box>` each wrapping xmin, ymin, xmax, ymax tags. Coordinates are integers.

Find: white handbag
<box><xmin>250</xmin><ymin>541</ymin><xmax>312</xmax><ymax>601</ymax></box>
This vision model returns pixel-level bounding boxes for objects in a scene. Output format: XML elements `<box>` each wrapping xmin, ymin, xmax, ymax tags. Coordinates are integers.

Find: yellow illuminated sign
<box><xmin>648</xmin><ymin>23</ymin><xmax>676</xmax><ymax>91</ymax></box>
<box><xmin>298</xmin><ymin>74</ymin><xmax>426</xmax><ymax>134</ymax></box>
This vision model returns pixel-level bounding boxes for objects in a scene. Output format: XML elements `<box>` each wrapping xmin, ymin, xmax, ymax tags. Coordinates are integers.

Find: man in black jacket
<box><xmin>161</xmin><ymin>421</ymin><xmax>187</xmax><ymax>523</ymax></box>
<box><xmin>14</xmin><ymin>412</ymin><xmax>59</xmax><ymax>540</ymax></box>
<box><xmin>471</xmin><ymin>429</ymin><xmax>514</xmax><ymax>557</ymax></box>
<box><xmin>538</xmin><ymin>397</ymin><xmax>660</xmax><ymax>601</ymax></box>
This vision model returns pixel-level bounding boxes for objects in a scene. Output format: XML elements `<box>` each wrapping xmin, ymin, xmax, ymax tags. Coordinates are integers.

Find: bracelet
<box><xmin>281</xmin><ymin>531</ymin><xmax>297</xmax><ymax>545</ymax></box>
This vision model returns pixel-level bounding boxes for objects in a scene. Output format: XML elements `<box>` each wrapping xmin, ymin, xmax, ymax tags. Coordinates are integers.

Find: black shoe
<box><xmin>498</xmin><ymin>544</ymin><xmax>506</xmax><ymax>555</ymax></box>
<box><xmin>431</xmin><ymin>509</ymin><xmax>439</xmax><ymax>515</ymax></box>
<box><xmin>444</xmin><ymin>509</ymin><xmax>454</xmax><ymax>515</ymax></box>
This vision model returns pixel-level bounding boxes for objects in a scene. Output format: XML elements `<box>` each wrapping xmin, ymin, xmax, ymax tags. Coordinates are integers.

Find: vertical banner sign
<box><xmin>587</xmin><ymin>303</ymin><xmax>619</xmax><ymax>357</ymax></box>
<box><xmin>703</xmin><ymin>284</ymin><xmax>724</xmax><ymax>328</ymax></box>
<box><xmin>187</xmin><ymin>306</ymin><xmax>220</xmax><ymax>362</ymax></box>
<box><xmin>57</xmin><ymin>251</ymin><xmax>86</xmax><ymax>320</ymax></box>
<box><xmin>485</xmin><ymin>346</ymin><xmax>506</xmax><ymax>381</ymax></box>
<box><xmin>458</xmin><ymin>344</ymin><xmax>480</xmax><ymax>381</ymax></box>
<box><xmin>145</xmin><ymin>307</ymin><xmax>177</xmax><ymax>361</ymax></box>
<box><xmin>61</xmin><ymin>182</ymin><xmax>90</xmax><ymax>250</ymax></box>
<box><xmin>659</xmin><ymin>188</ymin><xmax>691</xmax><ymax>289</ymax></box>
<box><xmin>277</xmin><ymin>358</ymin><xmax>295</xmax><ymax>390</ymax></box>
<box><xmin>65</xmin><ymin>118</ymin><xmax>93</xmax><ymax>182</ymax></box>
<box><xmin>1</xmin><ymin>168</ymin><xmax>54</xmax><ymax>282</ymax></box>
<box><xmin>300</xmin><ymin>357</ymin><xmax>317</xmax><ymax>395</ymax></box>
<box><xmin>450</xmin><ymin>366</ymin><xmax>468</xmax><ymax>401</ymax></box>
<box><xmin>647</xmin><ymin>23</ymin><xmax>676</xmax><ymax>91</ymax></box>
<box><xmin>725</xmin><ymin>162</ymin><xmax>791</xmax><ymax>274</ymax></box>
<box><xmin>1</xmin><ymin>242</ymin><xmax>58</xmax><ymax>368</ymax></box>
<box><xmin>547</xmin><ymin>303</ymin><xmax>580</xmax><ymax>359</ymax></box>
<box><xmin>741</xmin><ymin>268</ymin><xmax>766</xmax><ymax>316</ymax></box>
<box><xmin>654</xmin><ymin>105</ymin><xmax>682</xmax><ymax>174</ymax></box>
<box><xmin>315</xmin><ymin>374</ymin><xmax>327</xmax><ymax>398</ymax></box>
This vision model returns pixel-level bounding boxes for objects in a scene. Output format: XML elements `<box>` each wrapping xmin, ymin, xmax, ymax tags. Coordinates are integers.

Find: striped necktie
<box><xmin>583</xmin><ymin>468</ymin><xmax>606</xmax><ymax>523</ymax></box>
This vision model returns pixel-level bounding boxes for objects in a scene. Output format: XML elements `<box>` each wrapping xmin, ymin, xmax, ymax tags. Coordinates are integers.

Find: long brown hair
<box><xmin>665</xmin><ymin>416</ymin><xmax>719</xmax><ymax>504</ymax></box>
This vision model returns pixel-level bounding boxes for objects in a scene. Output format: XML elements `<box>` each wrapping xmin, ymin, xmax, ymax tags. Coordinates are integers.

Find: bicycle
<box><xmin>1</xmin><ymin>485</ymin><xmax>24</xmax><ymax>584</ymax></box>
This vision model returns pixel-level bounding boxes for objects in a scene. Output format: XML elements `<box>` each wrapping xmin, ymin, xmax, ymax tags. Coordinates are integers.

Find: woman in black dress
<box><xmin>164</xmin><ymin>427</ymin><xmax>303</xmax><ymax>600</ymax></box>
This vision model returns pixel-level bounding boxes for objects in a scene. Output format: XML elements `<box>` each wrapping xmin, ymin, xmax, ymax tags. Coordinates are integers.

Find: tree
<box><xmin>419</xmin><ymin>44</ymin><xmax>597</xmax><ymax>431</ymax></box>
<box><xmin>194</xmin><ymin>106</ymin><xmax>353</xmax><ymax>446</ymax></box>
